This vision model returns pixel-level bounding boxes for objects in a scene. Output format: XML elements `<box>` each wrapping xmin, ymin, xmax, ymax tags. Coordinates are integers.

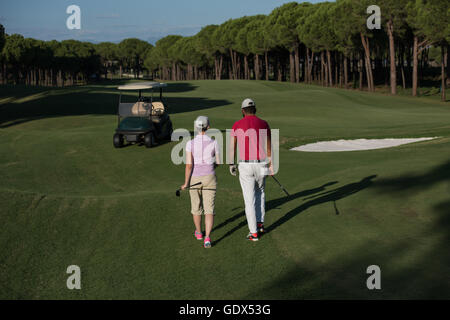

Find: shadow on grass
<box><xmin>256</xmin><ymin>198</ymin><xmax>450</xmax><ymax>299</ymax></box>
<box><xmin>255</xmin><ymin>212</ymin><xmax>450</xmax><ymax>299</ymax></box>
<box><xmin>266</xmin><ymin>175</ymin><xmax>377</xmax><ymax>234</ymax></box>
<box><xmin>373</xmin><ymin>160</ymin><xmax>450</xmax><ymax>193</ymax></box>
<box><xmin>212</xmin><ymin>181</ymin><xmax>338</xmax><ymax>237</ymax></box>
<box><xmin>0</xmin><ymin>82</ymin><xmax>231</xmax><ymax>128</ymax></box>
<box><xmin>212</xmin><ymin>177</ymin><xmax>376</xmax><ymax>246</ymax></box>
<box><xmin>256</xmin><ymin>160</ymin><xmax>450</xmax><ymax>299</ymax></box>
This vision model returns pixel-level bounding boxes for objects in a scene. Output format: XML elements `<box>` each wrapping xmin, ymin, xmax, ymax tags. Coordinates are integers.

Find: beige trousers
<box><xmin>189</xmin><ymin>174</ymin><xmax>217</xmax><ymax>215</ymax></box>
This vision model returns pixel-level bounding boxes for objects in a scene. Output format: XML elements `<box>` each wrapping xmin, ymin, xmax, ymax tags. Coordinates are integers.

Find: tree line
<box><xmin>0</xmin><ymin>28</ymin><xmax>152</xmax><ymax>87</ymax></box>
<box><xmin>0</xmin><ymin>0</ymin><xmax>449</xmax><ymax>101</ymax></box>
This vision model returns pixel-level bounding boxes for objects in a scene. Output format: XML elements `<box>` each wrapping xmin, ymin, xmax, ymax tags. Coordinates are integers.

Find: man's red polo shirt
<box><xmin>231</xmin><ymin>115</ymin><xmax>271</xmax><ymax>161</ymax></box>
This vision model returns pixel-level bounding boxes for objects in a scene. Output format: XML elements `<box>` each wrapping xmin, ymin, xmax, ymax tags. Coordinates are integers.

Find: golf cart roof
<box><xmin>117</xmin><ymin>82</ymin><xmax>167</xmax><ymax>90</ymax></box>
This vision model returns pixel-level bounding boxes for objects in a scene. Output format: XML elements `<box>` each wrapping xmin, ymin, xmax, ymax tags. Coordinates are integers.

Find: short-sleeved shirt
<box><xmin>186</xmin><ymin>134</ymin><xmax>219</xmax><ymax>177</ymax></box>
<box><xmin>231</xmin><ymin>115</ymin><xmax>271</xmax><ymax>161</ymax></box>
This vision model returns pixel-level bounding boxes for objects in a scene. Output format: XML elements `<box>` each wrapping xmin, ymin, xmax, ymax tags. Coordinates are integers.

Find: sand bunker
<box><xmin>291</xmin><ymin>137</ymin><xmax>438</xmax><ymax>152</ymax></box>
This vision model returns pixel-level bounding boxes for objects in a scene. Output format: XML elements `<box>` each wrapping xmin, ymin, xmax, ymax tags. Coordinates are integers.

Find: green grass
<box><xmin>0</xmin><ymin>80</ymin><xmax>449</xmax><ymax>299</ymax></box>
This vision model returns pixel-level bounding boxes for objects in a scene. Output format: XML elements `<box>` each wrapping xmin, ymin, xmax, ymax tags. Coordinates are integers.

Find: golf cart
<box><xmin>114</xmin><ymin>82</ymin><xmax>173</xmax><ymax>148</ymax></box>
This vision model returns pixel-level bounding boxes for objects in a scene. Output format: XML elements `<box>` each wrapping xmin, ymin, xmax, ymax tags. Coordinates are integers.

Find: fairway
<box><xmin>0</xmin><ymin>80</ymin><xmax>449</xmax><ymax>299</ymax></box>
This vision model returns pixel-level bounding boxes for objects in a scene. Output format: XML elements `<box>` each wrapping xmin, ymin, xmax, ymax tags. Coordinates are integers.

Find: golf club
<box><xmin>175</xmin><ymin>187</ymin><xmax>216</xmax><ymax>197</ymax></box>
<box><xmin>270</xmin><ymin>175</ymin><xmax>290</xmax><ymax>197</ymax></box>
<box><xmin>176</xmin><ymin>187</ymin><xmax>217</xmax><ymax>197</ymax></box>
<box><xmin>175</xmin><ymin>182</ymin><xmax>201</xmax><ymax>197</ymax></box>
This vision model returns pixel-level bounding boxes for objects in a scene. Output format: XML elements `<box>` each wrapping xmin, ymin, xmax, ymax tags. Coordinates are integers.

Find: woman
<box><xmin>181</xmin><ymin>116</ymin><xmax>220</xmax><ymax>248</ymax></box>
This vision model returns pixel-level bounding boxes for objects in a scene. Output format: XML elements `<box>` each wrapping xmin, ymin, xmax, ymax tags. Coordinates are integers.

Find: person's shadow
<box><xmin>211</xmin><ymin>181</ymin><xmax>339</xmax><ymax>246</ymax></box>
<box><xmin>265</xmin><ymin>175</ymin><xmax>377</xmax><ymax>233</ymax></box>
<box><xmin>211</xmin><ymin>175</ymin><xmax>377</xmax><ymax>246</ymax></box>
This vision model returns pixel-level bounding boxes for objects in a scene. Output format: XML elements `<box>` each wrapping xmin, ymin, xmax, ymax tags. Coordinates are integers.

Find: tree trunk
<box><xmin>335</xmin><ymin>52</ymin><xmax>339</xmax><ymax>87</ymax></box>
<box><xmin>400</xmin><ymin>44</ymin><xmax>406</xmax><ymax>90</ymax></box>
<box><xmin>307</xmin><ymin>50</ymin><xmax>314</xmax><ymax>84</ymax></box>
<box><xmin>235</xmin><ymin>51</ymin><xmax>239</xmax><ymax>79</ymax></box>
<box><xmin>236</xmin><ymin>54</ymin><xmax>241</xmax><ymax>79</ymax></box>
<box><xmin>276</xmin><ymin>56</ymin><xmax>282</xmax><ymax>82</ymax></box>
<box><xmin>441</xmin><ymin>45</ymin><xmax>446</xmax><ymax>102</ymax></box>
<box><xmin>386</xmin><ymin>19</ymin><xmax>397</xmax><ymax>94</ymax></box>
<box><xmin>255</xmin><ymin>54</ymin><xmax>260</xmax><ymax>80</ymax></box>
<box><xmin>265</xmin><ymin>51</ymin><xmax>269</xmax><ymax>81</ymax></box>
<box><xmin>401</xmin><ymin>59</ymin><xmax>406</xmax><ymax>90</ymax></box>
<box><xmin>244</xmin><ymin>55</ymin><xmax>249</xmax><ymax>80</ymax></box>
<box><xmin>412</xmin><ymin>36</ymin><xmax>419</xmax><ymax>96</ymax></box>
<box><xmin>172</xmin><ymin>62</ymin><xmax>176</xmax><ymax>81</ymax></box>
<box><xmin>359</xmin><ymin>55</ymin><xmax>363</xmax><ymax>90</ymax></box>
<box><xmin>360</xmin><ymin>33</ymin><xmax>374</xmax><ymax>91</ymax></box>
<box><xmin>321</xmin><ymin>51</ymin><xmax>326</xmax><ymax>86</ymax></box>
<box><xmin>289</xmin><ymin>50</ymin><xmax>295</xmax><ymax>83</ymax></box>
<box><xmin>326</xmin><ymin>50</ymin><xmax>332</xmax><ymax>86</ymax></box>
<box><xmin>447</xmin><ymin>45</ymin><xmax>450</xmax><ymax>91</ymax></box>
<box><xmin>217</xmin><ymin>55</ymin><xmax>223</xmax><ymax>80</ymax></box>
<box><xmin>229</xmin><ymin>49</ymin><xmax>236</xmax><ymax>80</ymax></box>
<box><xmin>305</xmin><ymin>48</ymin><xmax>310</xmax><ymax>83</ymax></box>
<box><xmin>344</xmin><ymin>55</ymin><xmax>348</xmax><ymax>89</ymax></box>
<box><xmin>294</xmin><ymin>45</ymin><xmax>300</xmax><ymax>83</ymax></box>
<box><xmin>215</xmin><ymin>56</ymin><xmax>219</xmax><ymax>80</ymax></box>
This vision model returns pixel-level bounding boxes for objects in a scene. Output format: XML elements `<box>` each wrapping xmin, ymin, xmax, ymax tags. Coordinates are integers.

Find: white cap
<box><xmin>241</xmin><ymin>98</ymin><xmax>255</xmax><ymax>109</ymax></box>
<box><xmin>194</xmin><ymin>116</ymin><xmax>209</xmax><ymax>130</ymax></box>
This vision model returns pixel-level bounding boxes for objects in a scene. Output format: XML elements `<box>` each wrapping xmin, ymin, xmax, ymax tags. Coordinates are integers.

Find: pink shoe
<box><xmin>194</xmin><ymin>230</ymin><xmax>203</xmax><ymax>240</ymax></box>
<box><xmin>204</xmin><ymin>237</ymin><xmax>211</xmax><ymax>248</ymax></box>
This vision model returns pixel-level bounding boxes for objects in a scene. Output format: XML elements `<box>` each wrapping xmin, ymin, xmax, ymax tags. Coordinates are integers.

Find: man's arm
<box><xmin>266</xmin><ymin>125</ymin><xmax>273</xmax><ymax>175</ymax></box>
<box><xmin>228</xmin><ymin>132</ymin><xmax>238</xmax><ymax>176</ymax></box>
<box><xmin>267</xmin><ymin>133</ymin><xmax>272</xmax><ymax>159</ymax></box>
<box><xmin>230</xmin><ymin>136</ymin><xmax>237</xmax><ymax>164</ymax></box>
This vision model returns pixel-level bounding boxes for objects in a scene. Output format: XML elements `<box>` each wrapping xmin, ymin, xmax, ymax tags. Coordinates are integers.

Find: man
<box><xmin>229</xmin><ymin>98</ymin><xmax>273</xmax><ymax>242</ymax></box>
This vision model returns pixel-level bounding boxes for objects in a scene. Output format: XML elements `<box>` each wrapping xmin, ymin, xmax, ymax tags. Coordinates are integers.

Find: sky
<box><xmin>0</xmin><ymin>0</ymin><xmax>329</xmax><ymax>44</ymax></box>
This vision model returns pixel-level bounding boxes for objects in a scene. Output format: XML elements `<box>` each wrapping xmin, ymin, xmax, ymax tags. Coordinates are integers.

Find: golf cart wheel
<box><xmin>144</xmin><ymin>132</ymin><xmax>155</xmax><ymax>148</ymax></box>
<box><xmin>113</xmin><ymin>133</ymin><xmax>124</xmax><ymax>148</ymax></box>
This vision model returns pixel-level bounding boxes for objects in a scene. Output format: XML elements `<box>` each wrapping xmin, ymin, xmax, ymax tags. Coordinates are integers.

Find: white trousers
<box><xmin>238</xmin><ymin>163</ymin><xmax>266</xmax><ymax>234</ymax></box>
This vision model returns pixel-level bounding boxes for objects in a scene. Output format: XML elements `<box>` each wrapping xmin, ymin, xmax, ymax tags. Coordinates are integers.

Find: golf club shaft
<box><xmin>175</xmin><ymin>182</ymin><xmax>202</xmax><ymax>196</ymax></box>
<box><xmin>271</xmin><ymin>175</ymin><xmax>290</xmax><ymax>196</ymax></box>
<box><xmin>189</xmin><ymin>182</ymin><xmax>202</xmax><ymax>188</ymax></box>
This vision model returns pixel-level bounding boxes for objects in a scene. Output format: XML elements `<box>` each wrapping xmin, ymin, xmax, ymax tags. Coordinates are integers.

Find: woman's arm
<box><xmin>214</xmin><ymin>140</ymin><xmax>221</xmax><ymax>168</ymax></box>
<box><xmin>181</xmin><ymin>151</ymin><xmax>194</xmax><ymax>189</ymax></box>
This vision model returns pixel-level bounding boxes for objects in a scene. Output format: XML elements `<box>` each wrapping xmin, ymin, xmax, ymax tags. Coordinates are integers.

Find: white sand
<box><xmin>291</xmin><ymin>137</ymin><xmax>438</xmax><ymax>152</ymax></box>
